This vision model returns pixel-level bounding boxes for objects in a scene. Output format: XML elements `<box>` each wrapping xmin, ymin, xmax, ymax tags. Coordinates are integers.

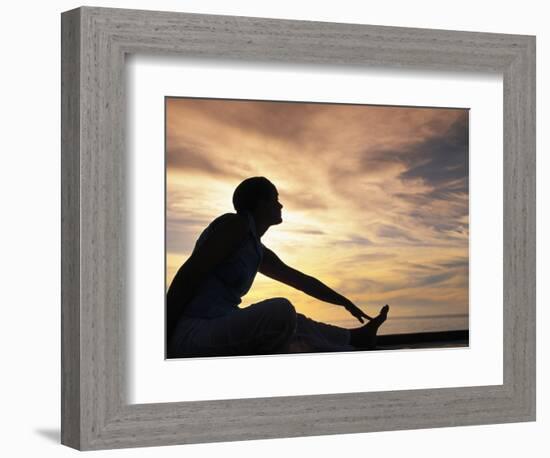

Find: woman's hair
<box><xmin>232</xmin><ymin>177</ymin><xmax>276</xmax><ymax>215</ymax></box>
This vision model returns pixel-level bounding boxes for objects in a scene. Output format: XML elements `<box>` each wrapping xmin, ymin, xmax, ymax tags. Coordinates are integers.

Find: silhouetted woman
<box><xmin>167</xmin><ymin>177</ymin><xmax>389</xmax><ymax>358</ymax></box>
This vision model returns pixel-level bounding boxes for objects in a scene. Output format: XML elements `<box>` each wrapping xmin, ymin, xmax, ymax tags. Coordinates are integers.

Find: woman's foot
<box><xmin>349</xmin><ymin>304</ymin><xmax>390</xmax><ymax>350</ymax></box>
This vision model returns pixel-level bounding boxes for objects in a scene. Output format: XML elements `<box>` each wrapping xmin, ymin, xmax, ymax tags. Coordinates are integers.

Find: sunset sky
<box><xmin>165</xmin><ymin>97</ymin><xmax>469</xmax><ymax>334</ymax></box>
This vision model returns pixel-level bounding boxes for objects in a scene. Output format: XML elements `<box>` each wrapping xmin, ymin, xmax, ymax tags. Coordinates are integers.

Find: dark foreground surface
<box><xmin>168</xmin><ymin>330</ymin><xmax>470</xmax><ymax>359</ymax></box>
<box><xmin>374</xmin><ymin>329</ymin><xmax>469</xmax><ymax>350</ymax></box>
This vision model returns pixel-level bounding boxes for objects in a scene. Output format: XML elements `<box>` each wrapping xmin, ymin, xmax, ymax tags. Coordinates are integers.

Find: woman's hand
<box><xmin>344</xmin><ymin>301</ymin><xmax>373</xmax><ymax>324</ymax></box>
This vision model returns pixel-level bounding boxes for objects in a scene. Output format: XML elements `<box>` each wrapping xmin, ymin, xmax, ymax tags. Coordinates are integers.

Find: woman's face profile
<box><xmin>258</xmin><ymin>187</ymin><xmax>283</xmax><ymax>226</ymax></box>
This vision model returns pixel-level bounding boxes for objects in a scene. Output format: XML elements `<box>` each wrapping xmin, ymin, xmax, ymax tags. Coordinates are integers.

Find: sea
<box><xmin>333</xmin><ymin>314</ymin><xmax>469</xmax><ymax>336</ymax></box>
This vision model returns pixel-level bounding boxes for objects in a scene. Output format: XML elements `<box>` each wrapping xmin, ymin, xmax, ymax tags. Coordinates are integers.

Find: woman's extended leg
<box><xmin>286</xmin><ymin>304</ymin><xmax>390</xmax><ymax>353</ymax></box>
<box><xmin>348</xmin><ymin>304</ymin><xmax>390</xmax><ymax>349</ymax></box>
<box><xmin>289</xmin><ymin>314</ymin><xmax>354</xmax><ymax>353</ymax></box>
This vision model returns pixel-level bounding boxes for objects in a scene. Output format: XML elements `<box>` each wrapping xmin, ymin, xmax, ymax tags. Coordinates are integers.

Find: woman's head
<box><xmin>232</xmin><ymin>177</ymin><xmax>283</xmax><ymax>224</ymax></box>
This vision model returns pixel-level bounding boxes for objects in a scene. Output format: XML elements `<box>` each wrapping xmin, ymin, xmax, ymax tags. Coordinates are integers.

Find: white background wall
<box><xmin>0</xmin><ymin>1</ymin><xmax>546</xmax><ymax>456</ymax></box>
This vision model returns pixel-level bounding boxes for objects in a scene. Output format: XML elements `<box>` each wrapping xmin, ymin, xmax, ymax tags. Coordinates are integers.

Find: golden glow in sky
<box><xmin>166</xmin><ymin>98</ymin><xmax>469</xmax><ymax>333</ymax></box>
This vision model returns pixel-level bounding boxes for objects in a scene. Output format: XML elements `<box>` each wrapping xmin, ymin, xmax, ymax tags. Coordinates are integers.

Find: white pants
<box><xmin>168</xmin><ymin>297</ymin><xmax>353</xmax><ymax>358</ymax></box>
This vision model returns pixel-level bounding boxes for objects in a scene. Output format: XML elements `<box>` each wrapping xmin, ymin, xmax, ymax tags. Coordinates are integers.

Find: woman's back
<box><xmin>166</xmin><ymin>211</ymin><xmax>264</xmax><ymax>339</ymax></box>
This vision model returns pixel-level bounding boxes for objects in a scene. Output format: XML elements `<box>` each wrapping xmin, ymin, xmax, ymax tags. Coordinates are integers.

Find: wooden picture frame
<box><xmin>61</xmin><ymin>6</ymin><xmax>536</xmax><ymax>450</ymax></box>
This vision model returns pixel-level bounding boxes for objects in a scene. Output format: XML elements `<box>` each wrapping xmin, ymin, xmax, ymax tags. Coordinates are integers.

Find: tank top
<box><xmin>182</xmin><ymin>210</ymin><xmax>265</xmax><ymax>319</ymax></box>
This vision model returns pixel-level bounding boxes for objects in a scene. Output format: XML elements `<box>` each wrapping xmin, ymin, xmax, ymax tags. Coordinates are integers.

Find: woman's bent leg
<box><xmin>171</xmin><ymin>298</ymin><xmax>297</xmax><ymax>357</ymax></box>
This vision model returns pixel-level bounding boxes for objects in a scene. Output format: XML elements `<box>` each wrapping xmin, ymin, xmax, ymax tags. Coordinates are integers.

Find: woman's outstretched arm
<box><xmin>259</xmin><ymin>246</ymin><xmax>372</xmax><ymax>323</ymax></box>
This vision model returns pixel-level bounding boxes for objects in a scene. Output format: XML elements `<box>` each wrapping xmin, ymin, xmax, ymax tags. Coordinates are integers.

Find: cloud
<box><xmin>166</xmin><ymin>140</ymin><xmax>247</xmax><ymax>180</ymax></box>
<box><xmin>437</xmin><ymin>258</ymin><xmax>469</xmax><ymax>269</ymax></box>
<box><xmin>280</xmin><ymin>190</ymin><xmax>329</xmax><ymax>211</ymax></box>
<box><xmin>415</xmin><ymin>271</ymin><xmax>456</xmax><ymax>287</ymax></box>
<box><xmin>332</xmin><ymin>235</ymin><xmax>374</xmax><ymax>246</ymax></box>
<box><xmin>291</xmin><ymin>228</ymin><xmax>326</xmax><ymax>235</ymax></box>
<box><xmin>376</xmin><ymin>224</ymin><xmax>420</xmax><ymax>243</ymax></box>
<box><xmin>183</xmin><ymin>98</ymin><xmax>317</xmax><ymax>137</ymax></box>
<box><xmin>343</xmin><ymin>277</ymin><xmax>385</xmax><ymax>294</ymax></box>
<box><xmin>399</xmin><ymin>113</ymin><xmax>469</xmax><ymax>192</ymax></box>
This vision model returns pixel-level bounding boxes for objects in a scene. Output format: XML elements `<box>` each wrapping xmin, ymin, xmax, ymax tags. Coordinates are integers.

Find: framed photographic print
<box><xmin>61</xmin><ymin>6</ymin><xmax>535</xmax><ymax>451</ymax></box>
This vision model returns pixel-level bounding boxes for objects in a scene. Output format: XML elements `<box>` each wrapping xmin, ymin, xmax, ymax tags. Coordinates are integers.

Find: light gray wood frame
<box><xmin>61</xmin><ymin>6</ymin><xmax>536</xmax><ymax>451</ymax></box>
